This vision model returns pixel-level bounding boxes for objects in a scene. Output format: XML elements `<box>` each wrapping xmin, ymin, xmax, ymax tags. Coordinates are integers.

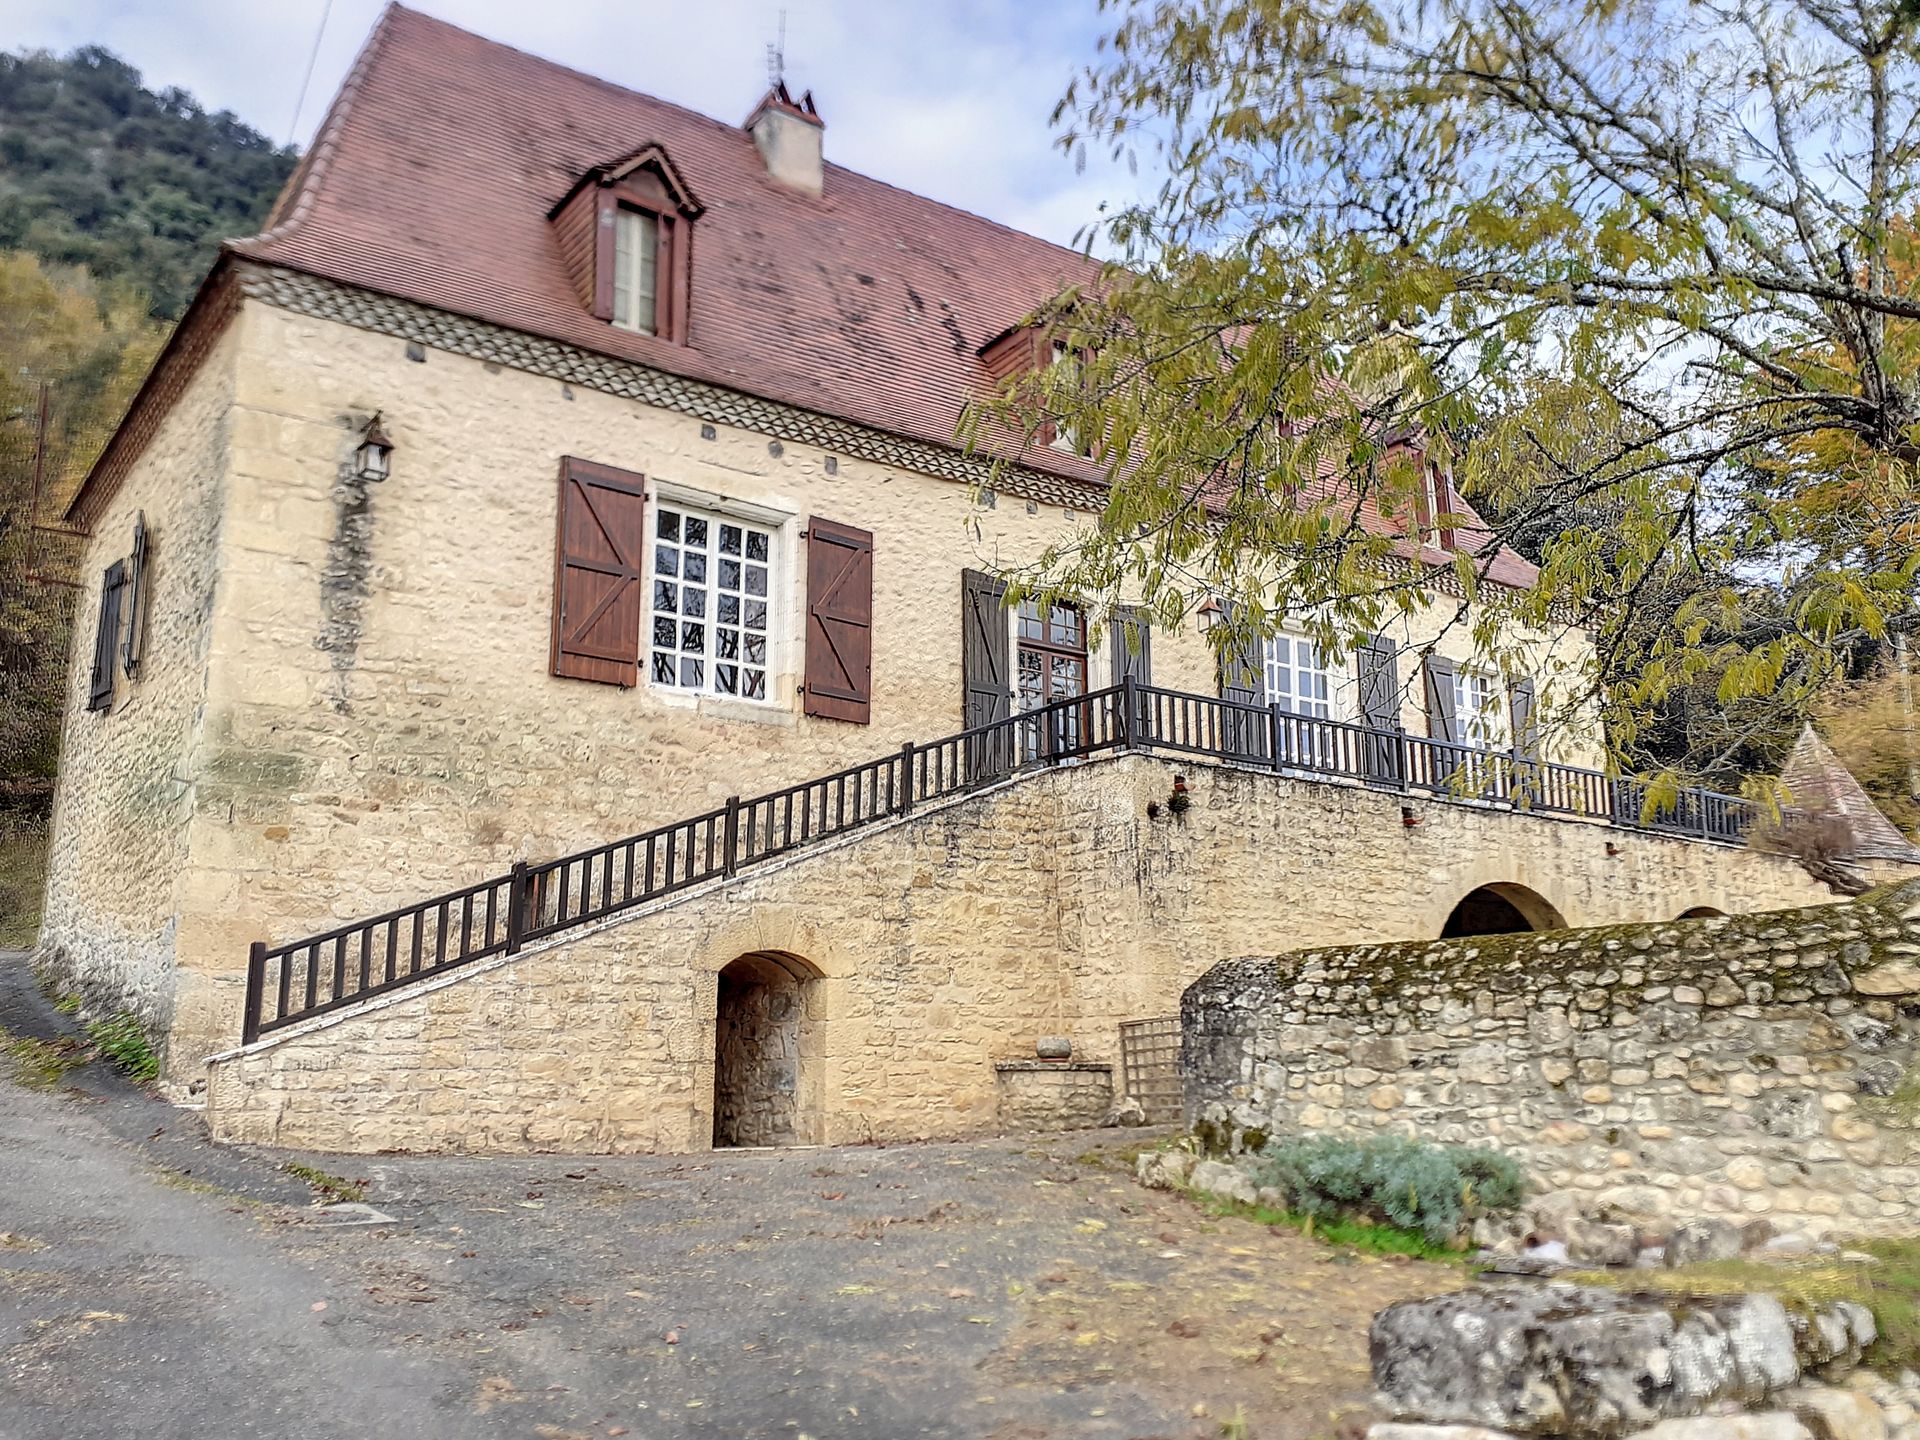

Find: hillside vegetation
<box><xmin>0</xmin><ymin>45</ymin><xmax>295</xmax><ymax>320</ymax></box>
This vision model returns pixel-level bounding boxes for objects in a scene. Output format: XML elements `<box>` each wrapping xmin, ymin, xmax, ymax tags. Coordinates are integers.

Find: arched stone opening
<box><xmin>713</xmin><ymin>950</ymin><xmax>823</xmax><ymax>1149</ymax></box>
<box><xmin>1440</xmin><ymin>882</ymin><xmax>1567</xmax><ymax>938</ymax></box>
<box><xmin>1677</xmin><ymin>905</ymin><xmax>1726</xmax><ymax>920</ymax></box>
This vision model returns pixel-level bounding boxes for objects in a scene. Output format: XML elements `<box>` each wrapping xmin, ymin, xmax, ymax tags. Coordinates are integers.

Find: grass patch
<box><xmin>150</xmin><ymin>1165</ymin><xmax>225</xmax><ymax>1197</ymax></box>
<box><xmin>0</xmin><ymin>824</ymin><xmax>48</xmax><ymax>950</ymax></box>
<box><xmin>82</xmin><ymin>1012</ymin><xmax>158</xmax><ymax>1083</ymax></box>
<box><xmin>281</xmin><ymin>1162</ymin><xmax>367</xmax><ymax>1204</ymax></box>
<box><xmin>1186</xmin><ymin>1186</ymin><xmax>1469</xmax><ymax>1264</ymax></box>
<box><xmin>2</xmin><ymin>1029</ymin><xmax>86</xmax><ymax>1090</ymax></box>
<box><xmin>1574</xmin><ymin>1236</ymin><xmax>1920</xmax><ymax>1373</ymax></box>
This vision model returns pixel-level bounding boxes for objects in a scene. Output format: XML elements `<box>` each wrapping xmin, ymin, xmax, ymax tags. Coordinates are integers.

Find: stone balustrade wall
<box><xmin>1183</xmin><ymin>880</ymin><xmax>1920</xmax><ymax>1233</ymax></box>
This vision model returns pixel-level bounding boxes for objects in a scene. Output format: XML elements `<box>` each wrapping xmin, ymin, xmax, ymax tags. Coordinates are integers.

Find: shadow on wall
<box><xmin>1440</xmin><ymin>882</ymin><xmax>1568</xmax><ymax>938</ymax></box>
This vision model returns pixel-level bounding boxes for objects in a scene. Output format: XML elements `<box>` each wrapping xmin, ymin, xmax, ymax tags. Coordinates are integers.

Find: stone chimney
<box><xmin>746</xmin><ymin>82</ymin><xmax>824</xmax><ymax>197</ymax></box>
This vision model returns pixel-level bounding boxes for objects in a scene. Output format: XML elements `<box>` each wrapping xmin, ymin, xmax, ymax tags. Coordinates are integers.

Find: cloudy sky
<box><xmin>8</xmin><ymin>0</ymin><xmax>1139</xmax><ymax>247</ymax></box>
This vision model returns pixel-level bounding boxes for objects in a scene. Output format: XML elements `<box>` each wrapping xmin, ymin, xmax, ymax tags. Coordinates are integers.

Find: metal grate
<box><xmin>1119</xmin><ymin>1016</ymin><xmax>1183</xmax><ymax>1124</ymax></box>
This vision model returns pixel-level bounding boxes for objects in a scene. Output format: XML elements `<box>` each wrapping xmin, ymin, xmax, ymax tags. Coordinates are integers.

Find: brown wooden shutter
<box><xmin>1108</xmin><ymin>605</ymin><xmax>1151</xmax><ymax>687</ymax></box>
<box><xmin>1509</xmin><ymin>675</ymin><xmax>1541</xmax><ymax>805</ymax></box>
<box><xmin>88</xmin><ymin>560</ymin><xmax>127</xmax><ymax>713</ymax></box>
<box><xmin>1213</xmin><ymin>599</ymin><xmax>1265</xmax><ymax>758</ymax></box>
<box><xmin>961</xmin><ymin>569</ymin><xmax>1011</xmax><ymax>783</ymax></box>
<box><xmin>1354</xmin><ymin>634</ymin><xmax>1401</xmax><ymax>784</ymax></box>
<box><xmin>1509</xmin><ymin>677</ymin><xmax>1540</xmax><ymax>763</ymax></box>
<box><xmin>550</xmin><ymin>457</ymin><xmax>647</xmax><ymax>686</ymax></box>
<box><xmin>1423</xmin><ymin>655</ymin><xmax>1460</xmax><ymax>742</ymax></box>
<box><xmin>961</xmin><ymin>570</ymin><xmax>1010</xmax><ymax>730</ymax></box>
<box><xmin>803</xmin><ymin>516</ymin><xmax>873</xmax><ymax>723</ymax></box>
<box><xmin>122</xmin><ymin>511</ymin><xmax>149</xmax><ymax>678</ymax></box>
<box><xmin>1433</xmin><ymin>466</ymin><xmax>1459</xmax><ymax>551</ymax></box>
<box><xmin>592</xmin><ymin>189</ymin><xmax>618</xmax><ymax>321</ymax></box>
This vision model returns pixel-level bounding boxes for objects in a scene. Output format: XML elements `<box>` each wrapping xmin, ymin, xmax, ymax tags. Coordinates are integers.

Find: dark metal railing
<box><xmin>242</xmin><ymin>677</ymin><xmax>1756</xmax><ymax>1041</ymax></box>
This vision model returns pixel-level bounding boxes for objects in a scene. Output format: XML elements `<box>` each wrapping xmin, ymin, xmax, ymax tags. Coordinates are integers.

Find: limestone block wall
<box><xmin>143</xmin><ymin>296</ymin><xmax>1594</xmax><ymax>1071</ymax></box>
<box><xmin>37</xmin><ymin>323</ymin><xmax>238</xmax><ymax>1036</ymax></box>
<box><xmin>994</xmin><ymin>1062</ymin><xmax>1116</xmax><ymax>1131</ymax></box>
<box><xmin>204</xmin><ymin>753</ymin><xmax>1849</xmax><ymax>1155</ymax></box>
<box><xmin>1184</xmin><ymin>880</ymin><xmax>1920</xmax><ymax>1234</ymax></box>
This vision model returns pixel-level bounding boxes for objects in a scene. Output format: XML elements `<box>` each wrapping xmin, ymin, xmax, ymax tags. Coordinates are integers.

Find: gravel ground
<box><xmin>0</xmin><ymin>952</ymin><xmax>1454</xmax><ymax>1440</ymax></box>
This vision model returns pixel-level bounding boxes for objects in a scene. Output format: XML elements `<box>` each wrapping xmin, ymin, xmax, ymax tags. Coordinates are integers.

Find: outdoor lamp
<box><xmin>354</xmin><ymin>413</ymin><xmax>393</xmax><ymax>481</ymax></box>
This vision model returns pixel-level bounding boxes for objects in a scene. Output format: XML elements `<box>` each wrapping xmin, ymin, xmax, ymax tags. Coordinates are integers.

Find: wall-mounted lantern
<box><xmin>354</xmin><ymin>413</ymin><xmax>394</xmax><ymax>482</ymax></box>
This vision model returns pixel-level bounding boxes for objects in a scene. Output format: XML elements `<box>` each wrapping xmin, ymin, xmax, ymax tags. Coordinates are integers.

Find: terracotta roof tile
<box><xmin>232</xmin><ymin>3</ymin><xmax>1539</xmax><ymax>590</ymax></box>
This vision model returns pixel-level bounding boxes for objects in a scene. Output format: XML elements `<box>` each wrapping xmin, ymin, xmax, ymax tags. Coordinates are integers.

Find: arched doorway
<box><xmin>1677</xmin><ymin>905</ymin><xmax>1726</xmax><ymax>919</ymax></box>
<box><xmin>713</xmin><ymin>951</ymin><xmax>822</xmax><ymax>1148</ymax></box>
<box><xmin>1440</xmin><ymin>882</ymin><xmax>1566</xmax><ymax>938</ymax></box>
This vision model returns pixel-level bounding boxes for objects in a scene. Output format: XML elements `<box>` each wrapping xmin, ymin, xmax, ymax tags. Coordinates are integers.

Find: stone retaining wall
<box><xmin>205</xmin><ymin>754</ymin><xmax>1856</xmax><ymax>1156</ymax></box>
<box><xmin>1183</xmin><ymin>880</ymin><xmax>1920</xmax><ymax>1233</ymax></box>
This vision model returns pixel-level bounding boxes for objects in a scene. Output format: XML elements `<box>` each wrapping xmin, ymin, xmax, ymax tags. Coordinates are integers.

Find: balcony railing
<box><xmin>241</xmin><ymin>678</ymin><xmax>1758</xmax><ymax>1042</ymax></box>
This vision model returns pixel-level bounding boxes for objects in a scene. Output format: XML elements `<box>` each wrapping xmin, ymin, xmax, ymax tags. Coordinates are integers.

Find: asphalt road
<box><xmin>0</xmin><ymin>954</ymin><xmax>1448</xmax><ymax>1440</ymax></box>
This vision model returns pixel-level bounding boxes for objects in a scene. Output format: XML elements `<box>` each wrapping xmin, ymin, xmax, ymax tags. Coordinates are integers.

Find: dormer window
<box><xmin>1047</xmin><ymin>341</ymin><xmax>1081</xmax><ymax>454</ymax></box>
<box><xmin>549</xmin><ymin>142</ymin><xmax>702</xmax><ymax>345</ymax></box>
<box><xmin>613</xmin><ymin>207</ymin><xmax>660</xmax><ymax>335</ymax></box>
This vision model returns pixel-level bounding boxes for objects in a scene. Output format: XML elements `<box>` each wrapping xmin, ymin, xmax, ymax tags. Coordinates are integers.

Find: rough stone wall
<box><xmin>713</xmin><ymin>956</ymin><xmax>808</xmax><ymax>1147</ymax></box>
<box><xmin>204</xmin><ymin>754</ymin><xmax>1848</xmax><ymax>1155</ymax></box>
<box><xmin>1183</xmin><ymin>879</ymin><xmax>1920</xmax><ymax>1234</ymax></box>
<box><xmin>142</xmin><ymin>298</ymin><xmax>1594</xmax><ymax>1072</ymax></box>
<box><xmin>994</xmin><ymin>1062</ymin><xmax>1115</xmax><ymax>1131</ymax></box>
<box><xmin>36</xmin><ymin>323</ymin><xmax>238</xmax><ymax>1044</ymax></box>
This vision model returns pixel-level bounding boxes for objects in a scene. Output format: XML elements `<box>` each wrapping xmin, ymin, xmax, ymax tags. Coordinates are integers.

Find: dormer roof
<box><xmin>547</xmin><ymin>143</ymin><xmax>704</xmax><ymax>221</ymax></box>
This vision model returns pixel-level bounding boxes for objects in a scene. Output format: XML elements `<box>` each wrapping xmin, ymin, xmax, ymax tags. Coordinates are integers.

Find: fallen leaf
<box><xmin>310</xmin><ymin>1302</ymin><xmax>328</xmax><ymax>1313</ymax></box>
<box><xmin>663</xmin><ymin>1330</ymin><xmax>680</xmax><ymax>1345</ymax></box>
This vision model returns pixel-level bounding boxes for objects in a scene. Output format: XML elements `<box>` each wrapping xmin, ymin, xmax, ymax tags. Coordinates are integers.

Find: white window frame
<box><xmin>1046</xmin><ymin>340</ymin><xmax>1084</xmax><ymax>455</ymax></box>
<box><xmin>1263</xmin><ymin>629</ymin><xmax>1345</xmax><ymax>767</ymax></box>
<box><xmin>1453</xmin><ymin>667</ymin><xmax>1507</xmax><ymax>752</ymax></box>
<box><xmin>645</xmin><ymin>486</ymin><xmax>788</xmax><ymax>706</ymax></box>
<box><xmin>612</xmin><ymin>207</ymin><xmax>659</xmax><ymax>336</ymax></box>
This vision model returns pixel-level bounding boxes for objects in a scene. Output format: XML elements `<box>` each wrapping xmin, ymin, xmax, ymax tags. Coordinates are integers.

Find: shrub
<box><xmin>1254</xmin><ymin>1135</ymin><xmax>1527</xmax><ymax>1244</ymax></box>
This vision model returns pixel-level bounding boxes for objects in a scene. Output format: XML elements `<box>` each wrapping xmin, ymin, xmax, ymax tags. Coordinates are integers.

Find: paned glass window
<box><xmin>1264</xmin><ymin>631</ymin><xmax>1341</xmax><ymax>766</ymax></box>
<box><xmin>649</xmin><ymin>502</ymin><xmax>774</xmax><ymax>700</ymax></box>
<box><xmin>1454</xmin><ymin>668</ymin><xmax>1506</xmax><ymax>751</ymax></box>
<box><xmin>613</xmin><ymin>208</ymin><xmax>659</xmax><ymax>335</ymax></box>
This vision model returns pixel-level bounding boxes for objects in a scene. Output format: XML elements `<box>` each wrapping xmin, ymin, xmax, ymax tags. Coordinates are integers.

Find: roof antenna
<box><xmin>287</xmin><ymin>0</ymin><xmax>336</xmax><ymax>146</ymax></box>
<box><xmin>766</xmin><ymin>9</ymin><xmax>787</xmax><ymax>90</ymax></box>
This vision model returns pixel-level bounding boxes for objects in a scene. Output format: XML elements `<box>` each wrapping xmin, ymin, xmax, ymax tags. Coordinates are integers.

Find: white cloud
<box><xmin>5</xmin><ymin>0</ymin><xmax>1146</xmax><ymax>247</ymax></box>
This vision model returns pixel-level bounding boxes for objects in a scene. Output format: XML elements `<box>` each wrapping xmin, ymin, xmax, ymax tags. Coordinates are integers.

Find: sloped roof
<box><xmin>1781</xmin><ymin>724</ymin><xmax>1920</xmax><ymax>862</ymax></box>
<box><xmin>168</xmin><ymin>5</ymin><xmax>1539</xmax><ymax>588</ymax></box>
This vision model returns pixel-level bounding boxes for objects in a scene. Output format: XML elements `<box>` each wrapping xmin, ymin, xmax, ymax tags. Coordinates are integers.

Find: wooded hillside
<box><xmin>0</xmin><ymin>45</ymin><xmax>295</xmax><ymax>319</ymax></box>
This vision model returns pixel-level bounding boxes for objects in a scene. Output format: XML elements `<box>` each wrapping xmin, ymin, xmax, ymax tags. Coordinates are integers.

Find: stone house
<box><xmin>37</xmin><ymin>7</ymin><xmax>1891</xmax><ymax>1151</ymax></box>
